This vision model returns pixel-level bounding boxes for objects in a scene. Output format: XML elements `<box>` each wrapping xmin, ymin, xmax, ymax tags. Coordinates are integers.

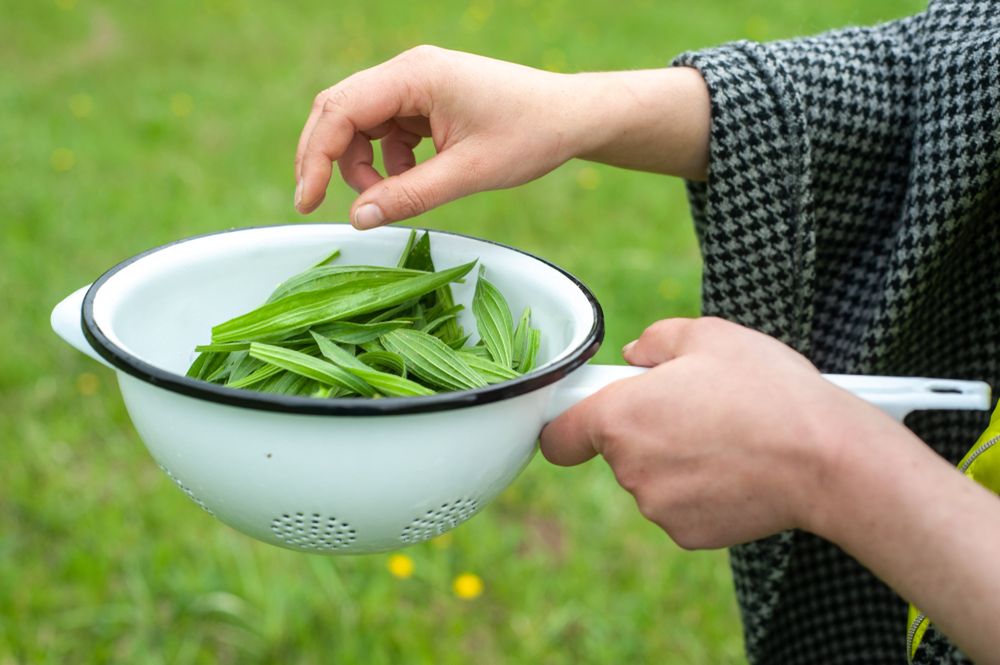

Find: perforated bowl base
<box><xmin>159</xmin><ymin>465</ymin><xmax>213</xmax><ymax>515</ymax></box>
<box><xmin>400</xmin><ymin>498</ymin><xmax>479</xmax><ymax>544</ymax></box>
<box><xmin>270</xmin><ymin>513</ymin><xmax>357</xmax><ymax>551</ymax></box>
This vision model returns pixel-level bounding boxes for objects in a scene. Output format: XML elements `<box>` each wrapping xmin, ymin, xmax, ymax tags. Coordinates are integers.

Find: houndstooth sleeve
<box><xmin>672</xmin><ymin>16</ymin><xmax>924</xmax><ymax>354</ymax></box>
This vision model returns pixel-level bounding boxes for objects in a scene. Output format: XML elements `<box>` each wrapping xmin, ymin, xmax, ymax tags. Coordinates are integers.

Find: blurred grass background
<box><xmin>2</xmin><ymin>0</ymin><xmax>924</xmax><ymax>662</ymax></box>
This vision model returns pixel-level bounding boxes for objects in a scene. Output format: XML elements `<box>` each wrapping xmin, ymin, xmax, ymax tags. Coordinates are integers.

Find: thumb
<box><xmin>349</xmin><ymin>150</ymin><xmax>476</xmax><ymax>228</ymax></box>
<box><xmin>622</xmin><ymin>318</ymin><xmax>697</xmax><ymax>367</ymax></box>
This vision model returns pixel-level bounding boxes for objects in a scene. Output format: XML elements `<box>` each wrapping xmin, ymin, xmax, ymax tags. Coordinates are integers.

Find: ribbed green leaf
<box><xmin>266</xmin><ymin>266</ymin><xmax>422</xmax><ymax>304</ymax></box>
<box><xmin>457</xmin><ymin>352</ymin><xmax>520</xmax><ymax>384</ymax></box>
<box><xmin>312</xmin><ymin>332</ymin><xmax>434</xmax><ymax>397</ymax></box>
<box><xmin>522</xmin><ymin>328</ymin><xmax>541</xmax><ymax>373</ymax></box>
<box><xmin>472</xmin><ymin>268</ymin><xmax>514</xmax><ymax>369</ymax></box>
<box><xmin>381</xmin><ymin>328</ymin><xmax>487</xmax><ymax>391</ymax></box>
<box><xmin>227</xmin><ymin>361</ymin><xmax>282</xmax><ymax>388</ymax></box>
<box><xmin>396</xmin><ymin>229</ymin><xmax>418</xmax><ymax>268</ymax></box>
<box><xmin>357</xmin><ymin>351</ymin><xmax>406</xmax><ymax>376</ymax></box>
<box><xmin>212</xmin><ymin>261</ymin><xmax>476</xmax><ymax>344</ymax></box>
<box><xmin>249</xmin><ymin>343</ymin><xmax>377</xmax><ymax>396</ymax></box>
<box><xmin>310</xmin><ymin>319</ymin><xmax>412</xmax><ymax>345</ymax></box>
<box><xmin>511</xmin><ymin>307</ymin><xmax>533</xmax><ymax>372</ymax></box>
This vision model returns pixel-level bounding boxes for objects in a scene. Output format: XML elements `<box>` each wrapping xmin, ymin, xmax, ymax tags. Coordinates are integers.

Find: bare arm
<box><xmin>540</xmin><ymin>318</ymin><xmax>1000</xmax><ymax>665</ymax></box>
<box><xmin>295</xmin><ymin>46</ymin><xmax>709</xmax><ymax>227</ymax></box>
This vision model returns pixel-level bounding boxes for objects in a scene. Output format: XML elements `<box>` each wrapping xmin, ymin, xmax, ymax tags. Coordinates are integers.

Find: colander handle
<box><xmin>546</xmin><ymin>365</ymin><xmax>991</xmax><ymax>423</ymax></box>
<box><xmin>50</xmin><ymin>284</ymin><xmax>114</xmax><ymax>370</ymax></box>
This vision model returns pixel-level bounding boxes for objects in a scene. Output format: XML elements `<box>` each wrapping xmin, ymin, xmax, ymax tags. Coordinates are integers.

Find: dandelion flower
<box><xmin>453</xmin><ymin>572</ymin><xmax>483</xmax><ymax>600</ymax></box>
<box><xmin>387</xmin><ymin>554</ymin><xmax>414</xmax><ymax>579</ymax></box>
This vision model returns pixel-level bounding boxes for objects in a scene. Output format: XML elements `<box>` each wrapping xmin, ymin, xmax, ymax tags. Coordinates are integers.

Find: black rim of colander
<box><xmin>81</xmin><ymin>224</ymin><xmax>604</xmax><ymax>416</ymax></box>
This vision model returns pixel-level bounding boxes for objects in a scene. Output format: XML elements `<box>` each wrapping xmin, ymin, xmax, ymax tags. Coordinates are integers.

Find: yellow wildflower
<box><xmin>76</xmin><ymin>372</ymin><xmax>99</xmax><ymax>396</ymax></box>
<box><xmin>387</xmin><ymin>554</ymin><xmax>414</xmax><ymax>579</ymax></box>
<box><xmin>453</xmin><ymin>572</ymin><xmax>483</xmax><ymax>600</ymax></box>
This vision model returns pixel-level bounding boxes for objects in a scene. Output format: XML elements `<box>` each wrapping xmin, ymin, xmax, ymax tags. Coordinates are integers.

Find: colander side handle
<box><xmin>51</xmin><ymin>284</ymin><xmax>113</xmax><ymax>370</ymax></box>
<box><xmin>822</xmin><ymin>374</ymin><xmax>991</xmax><ymax>422</ymax></box>
<box><xmin>545</xmin><ymin>365</ymin><xmax>992</xmax><ymax>423</ymax></box>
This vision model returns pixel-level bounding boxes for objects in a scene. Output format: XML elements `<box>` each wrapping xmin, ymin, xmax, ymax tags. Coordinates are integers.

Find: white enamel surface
<box><xmin>120</xmin><ymin>374</ymin><xmax>551</xmax><ymax>553</ymax></box>
<box><xmin>51</xmin><ymin>285</ymin><xmax>112</xmax><ymax>369</ymax></box>
<box><xmin>91</xmin><ymin>225</ymin><xmax>595</xmax><ymax>376</ymax></box>
<box><xmin>49</xmin><ymin>224</ymin><xmax>991</xmax><ymax>554</ymax></box>
<box><xmin>58</xmin><ymin>224</ymin><xmax>597</xmax><ymax>554</ymax></box>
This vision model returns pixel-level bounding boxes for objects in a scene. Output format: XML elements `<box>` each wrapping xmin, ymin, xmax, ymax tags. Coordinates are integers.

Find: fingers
<box><xmin>539</xmin><ymin>391</ymin><xmax>605</xmax><ymax>467</ymax></box>
<box><xmin>622</xmin><ymin>318</ymin><xmax>698</xmax><ymax>367</ymax></box>
<box><xmin>295</xmin><ymin>57</ymin><xmax>434</xmax><ymax>214</ymax></box>
<box><xmin>381</xmin><ymin>123</ymin><xmax>422</xmax><ymax>177</ymax></box>
<box><xmin>348</xmin><ymin>148</ymin><xmax>477</xmax><ymax>228</ymax></box>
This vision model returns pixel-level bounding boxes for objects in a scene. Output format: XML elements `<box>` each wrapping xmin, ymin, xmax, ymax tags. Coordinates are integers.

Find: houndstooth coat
<box><xmin>675</xmin><ymin>1</ymin><xmax>1000</xmax><ymax>663</ymax></box>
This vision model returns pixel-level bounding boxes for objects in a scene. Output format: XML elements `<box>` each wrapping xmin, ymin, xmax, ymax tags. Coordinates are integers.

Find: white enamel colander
<box><xmin>50</xmin><ymin>224</ymin><xmax>991</xmax><ymax>554</ymax></box>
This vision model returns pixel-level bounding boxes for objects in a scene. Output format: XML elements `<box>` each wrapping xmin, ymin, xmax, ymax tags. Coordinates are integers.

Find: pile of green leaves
<box><xmin>186</xmin><ymin>230</ymin><xmax>542</xmax><ymax>398</ymax></box>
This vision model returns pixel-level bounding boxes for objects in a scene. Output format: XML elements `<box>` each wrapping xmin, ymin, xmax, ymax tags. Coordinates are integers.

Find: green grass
<box><xmin>2</xmin><ymin>0</ymin><xmax>925</xmax><ymax>662</ymax></box>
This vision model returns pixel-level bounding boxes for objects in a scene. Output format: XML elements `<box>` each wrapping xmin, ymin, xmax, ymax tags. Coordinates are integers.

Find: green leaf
<box><xmin>212</xmin><ymin>260</ymin><xmax>476</xmax><ymax>344</ymax></box>
<box><xmin>229</xmin><ymin>362</ymin><xmax>283</xmax><ymax>389</ymax></box>
<box><xmin>312</xmin><ymin>332</ymin><xmax>434</xmax><ymax>397</ymax></box>
<box><xmin>313</xmin><ymin>248</ymin><xmax>341</xmax><ymax>267</ymax></box>
<box><xmin>396</xmin><ymin>229</ymin><xmax>418</xmax><ymax>268</ymax></box>
<box><xmin>381</xmin><ymin>328</ymin><xmax>487</xmax><ymax>391</ymax></box>
<box><xmin>249</xmin><ymin>343</ymin><xmax>377</xmax><ymax>397</ymax></box>
<box><xmin>310</xmin><ymin>319</ymin><xmax>412</xmax><ymax>345</ymax></box>
<box><xmin>194</xmin><ymin>342</ymin><xmax>251</xmax><ymax>354</ymax></box>
<box><xmin>457</xmin><ymin>352</ymin><xmax>520</xmax><ymax>384</ymax></box>
<box><xmin>356</xmin><ymin>351</ymin><xmax>406</xmax><ymax>376</ymax></box>
<box><xmin>265</xmin><ymin>266</ymin><xmax>421</xmax><ymax>304</ymax></box>
<box><xmin>472</xmin><ymin>268</ymin><xmax>514</xmax><ymax>369</ymax></box>
<box><xmin>522</xmin><ymin>328</ymin><xmax>541</xmax><ymax>373</ymax></box>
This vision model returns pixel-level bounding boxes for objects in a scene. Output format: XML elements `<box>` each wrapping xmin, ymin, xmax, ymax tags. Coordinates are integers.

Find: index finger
<box><xmin>295</xmin><ymin>57</ymin><xmax>434</xmax><ymax>213</ymax></box>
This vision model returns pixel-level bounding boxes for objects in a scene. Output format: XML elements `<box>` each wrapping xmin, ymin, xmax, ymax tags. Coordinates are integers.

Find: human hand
<box><xmin>539</xmin><ymin>317</ymin><xmax>904</xmax><ymax>549</ymax></box>
<box><xmin>295</xmin><ymin>46</ymin><xmax>710</xmax><ymax>227</ymax></box>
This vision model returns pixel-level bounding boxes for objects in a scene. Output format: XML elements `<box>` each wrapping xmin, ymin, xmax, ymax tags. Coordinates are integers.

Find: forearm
<box><xmin>566</xmin><ymin>67</ymin><xmax>710</xmax><ymax>181</ymax></box>
<box><xmin>810</xmin><ymin>408</ymin><xmax>1000</xmax><ymax>664</ymax></box>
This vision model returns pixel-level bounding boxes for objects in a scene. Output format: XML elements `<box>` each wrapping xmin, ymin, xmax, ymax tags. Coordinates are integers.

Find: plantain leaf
<box><xmin>249</xmin><ymin>343</ymin><xmax>377</xmax><ymax>396</ymax></box>
<box><xmin>381</xmin><ymin>328</ymin><xmax>487</xmax><ymax>391</ymax></box>
<box><xmin>310</xmin><ymin>319</ymin><xmax>413</xmax><ymax>345</ymax></box>
<box><xmin>521</xmin><ymin>328</ymin><xmax>541</xmax><ymax>373</ymax></box>
<box><xmin>265</xmin><ymin>266</ymin><xmax>422</xmax><ymax>304</ymax></box>
<box><xmin>457</xmin><ymin>351</ymin><xmax>520</xmax><ymax>384</ymax></box>
<box><xmin>472</xmin><ymin>267</ymin><xmax>514</xmax><ymax>369</ymax></box>
<box><xmin>357</xmin><ymin>351</ymin><xmax>406</xmax><ymax>376</ymax></box>
<box><xmin>396</xmin><ymin>229</ymin><xmax>418</xmax><ymax>268</ymax></box>
<box><xmin>212</xmin><ymin>261</ymin><xmax>476</xmax><ymax>344</ymax></box>
<box><xmin>313</xmin><ymin>248</ymin><xmax>341</xmax><ymax>267</ymax></box>
<box><xmin>312</xmin><ymin>332</ymin><xmax>434</xmax><ymax>397</ymax></box>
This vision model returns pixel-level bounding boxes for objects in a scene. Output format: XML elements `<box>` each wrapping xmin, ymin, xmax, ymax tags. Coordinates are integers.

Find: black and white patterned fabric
<box><xmin>674</xmin><ymin>2</ymin><xmax>1000</xmax><ymax>663</ymax></box>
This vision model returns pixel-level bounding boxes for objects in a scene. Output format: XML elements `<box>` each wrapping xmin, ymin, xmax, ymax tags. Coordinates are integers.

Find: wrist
<box><xmin>797</xmin><ymin>389</ymin><xmax>929</xmax><ymax>543</ymax></box>
<box><xmin>564</xmin><ymin>67</ymin><xmax>710</xmax><ymax>179</ymax></box>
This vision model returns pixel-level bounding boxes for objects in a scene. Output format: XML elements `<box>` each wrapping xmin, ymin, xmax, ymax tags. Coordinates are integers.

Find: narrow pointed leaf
<box><xmin>212</xmin><ymin>260</ymin><xmax>476</xmax><ymax>343</ymax></box>
<box><xmin>312</xmin><ymin>332</ymin><xmax>433</xmax><ymax>397</ymax></box>
<box><xmin>310</xmin><ymin>319</ymin><xmax>412</xmax><ymax>345</ymax></box>
<box><xmin>472</xmin><ymin>268</ymin><xmax>514</xmax><ymax>368</ymax></box>
<box><xmin>458</xmin><ymin>352</ymin><xmax>521</xmax><ymax>384</ymax></box>
<box><xmin>381</xmin><ymin>328</ymin><xmax>487</xmax><ymax>391</ymax></box>
<box><xmin>249</xmin><ymin>343</ymin><xmax>377</xmax><ymax>396</ymax></box>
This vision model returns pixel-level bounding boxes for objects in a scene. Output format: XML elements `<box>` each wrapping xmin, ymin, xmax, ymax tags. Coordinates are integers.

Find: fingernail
<box><xmin>294</xmin><ymin>180</ymin><xmax>304</xmax><ymax>210</ymax></box>
<box><xmin>354</xmin><ymin>203</ymin><xmax>384</xmax><ymax>229</ymax></box>
<box><xmin>622</xmin><ymin>340</ymin><xmax>636</xmax><ymax>356</ymax></box>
